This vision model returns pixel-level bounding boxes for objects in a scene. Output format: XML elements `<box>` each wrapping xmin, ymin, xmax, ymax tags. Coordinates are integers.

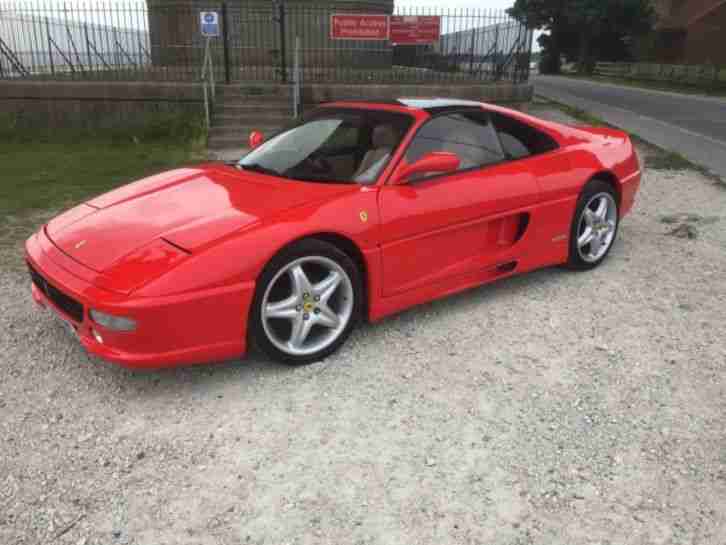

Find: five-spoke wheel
<box><xmin>250</xmin><ymin>239</ymin><xmax>362</xmax><ymax>364</ymax></box>
<box><xmin>567</xmin><ymin>179</ymin><xmax>620</xmax><ymax>270</ymax></box>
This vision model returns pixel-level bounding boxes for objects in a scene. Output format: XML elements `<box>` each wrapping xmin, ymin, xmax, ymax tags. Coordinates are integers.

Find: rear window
<box><xmin>491</xmin><ymin>112</ymin><xmax>559</xmax><ymax>160</ymax></box>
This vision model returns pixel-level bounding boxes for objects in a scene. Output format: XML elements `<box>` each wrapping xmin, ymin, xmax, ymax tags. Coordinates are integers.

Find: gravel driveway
<box><xmin>2</xmin><ymin>116</ymin><xmax>725</xmax><ymax>544</ymax></box>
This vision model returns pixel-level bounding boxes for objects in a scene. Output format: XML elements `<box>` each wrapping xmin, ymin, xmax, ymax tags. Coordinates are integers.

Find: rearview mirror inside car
<box><xmin>391</xmin><ymin>151</ymin><xmax>461</xmax><ymax>184</ymax></box>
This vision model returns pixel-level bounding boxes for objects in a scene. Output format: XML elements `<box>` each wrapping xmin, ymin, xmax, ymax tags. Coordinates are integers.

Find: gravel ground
<box><xmin>2</xmin><ymin>112</ymin><xmax>726</xmax><ymax>544</ymax></box>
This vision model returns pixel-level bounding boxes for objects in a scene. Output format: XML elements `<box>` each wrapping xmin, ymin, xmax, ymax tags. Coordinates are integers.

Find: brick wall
<box><xmin>649</xmin><ymin>0</ymin><xmax>726</xmax><ymax>64</ymax></box>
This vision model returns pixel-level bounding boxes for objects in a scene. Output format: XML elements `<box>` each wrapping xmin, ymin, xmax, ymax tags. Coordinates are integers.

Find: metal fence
<box><xmin>0</xmin><ymin>1</ymin><xmax>533</xmax><ymax>85</ymax></box>
<box><xmin>0</xmin><ymin>9</ymin><xmax>150</xmax><ymax>79</ymax></box>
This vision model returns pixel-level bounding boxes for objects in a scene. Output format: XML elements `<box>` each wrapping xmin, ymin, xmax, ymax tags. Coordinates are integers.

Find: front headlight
<box><xmin>89</xmin><ymin>309</ymin><xmax>137</xmax><ymax>332</ymax></box>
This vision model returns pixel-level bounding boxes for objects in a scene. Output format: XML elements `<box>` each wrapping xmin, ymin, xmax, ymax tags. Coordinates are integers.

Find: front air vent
<box><xmin>27</xmin><ymin>262</ymin><xmax>84</xmax><ymax>323</ymax></box>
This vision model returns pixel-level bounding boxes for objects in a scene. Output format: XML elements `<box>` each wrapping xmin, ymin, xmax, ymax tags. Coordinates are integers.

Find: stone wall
<box><xmin>0</xmin><ymin>81</ymin><xmax>203</xmax><ymax>129</ymax></box>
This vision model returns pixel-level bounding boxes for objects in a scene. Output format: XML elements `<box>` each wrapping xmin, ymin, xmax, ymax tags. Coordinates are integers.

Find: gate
<box><xmin>225</xmin><ymin>1</ymin><xmax>286</xmax><ymax>83</ymax></box>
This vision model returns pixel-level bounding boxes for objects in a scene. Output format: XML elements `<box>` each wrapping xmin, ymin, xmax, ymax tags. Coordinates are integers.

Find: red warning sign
<box><xmin>390</xmin><ymin>15</ymin><xmax>441</xmax><ymax>45</ymax></box>
<box><xmin>330</xmin><ymin>14</ymin><xmax>390</xmax><ymax>40</ymax></box>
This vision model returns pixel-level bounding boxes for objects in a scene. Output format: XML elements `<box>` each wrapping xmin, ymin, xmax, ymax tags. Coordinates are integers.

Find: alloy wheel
<box><xmin>576</xmin><ymin>192</ymin><xmax>618</xmax><ymax>263</ymax></box>
<box><xmin>260</xmin><ymin>256</ymin><xmax>354</xmax><ymax>357</ymax></box>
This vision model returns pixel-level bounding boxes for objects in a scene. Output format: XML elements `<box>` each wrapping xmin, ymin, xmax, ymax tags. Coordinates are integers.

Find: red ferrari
<box><xmin>26</xmin><ymin>99</ymin><xmax>641</xmax><ymax>368</ymax></box>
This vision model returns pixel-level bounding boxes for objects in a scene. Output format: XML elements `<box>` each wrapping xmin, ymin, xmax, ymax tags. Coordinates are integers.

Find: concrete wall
<box><xmin>148</xmin><ymin>0</ymin><xmax>395</xmax><ymax>70</ymax></box>
<box><xmin>0</xmin><ymin>80</ymin><xmax>532</xmax><ymax>129</ymax></box>
<box><xmin>300</xmin><ymin>82</ymin><xmax>533</xmax><ymax>108</ymax></box>
<box><xmin>650</xmin><ymin>0</ymin><xmax>726</xmax><ymax>64</ymax></box>
<box><xmin>682</xmin><ymin>4</ymin><xmax>726</xmax><ymax>65</ymax></box>
<box><xmin>0</xmin><ymin>81</ymin><xmax>203</xmax><ymax>128</ymax></box>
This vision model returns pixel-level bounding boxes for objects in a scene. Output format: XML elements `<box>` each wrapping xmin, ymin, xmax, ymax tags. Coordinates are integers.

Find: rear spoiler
<box><xmin>573</xmin><ymin>126</ymin><xmax>629</xmax><ymax>141</ymax></box>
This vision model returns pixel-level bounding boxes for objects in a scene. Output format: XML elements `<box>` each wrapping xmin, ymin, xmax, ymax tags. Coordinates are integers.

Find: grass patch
<box><xmin>0</xmin><ymin>112</ymin><xmax>207</xmax><ymax>259</ymax></box>
<box><xmin>539</xmin><ymin>102</ymin><xmax>609</xmax><ymax>127</ymax></box>
<box><xmin>643</xmin><ymin>150</ymin><xmax>695</xmax><ymax>171</ymax></box>
<box><xmin>561</xmin><ymin>74</ymin><xmax>726</xmax><ymax>98</ymax></box>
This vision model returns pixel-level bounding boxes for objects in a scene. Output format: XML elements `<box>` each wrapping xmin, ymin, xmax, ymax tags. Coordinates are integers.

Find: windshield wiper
<box><xmin>238</xmin><ymin>163</ymin><xmax>283</xmax><ymax>178</ymax></box>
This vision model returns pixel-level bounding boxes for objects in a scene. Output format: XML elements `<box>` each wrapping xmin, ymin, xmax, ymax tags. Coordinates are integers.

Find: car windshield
<box><xmin>237</xmin><ymin>107</ymin><xmax>413</xmax><ymax>185</ymax></box>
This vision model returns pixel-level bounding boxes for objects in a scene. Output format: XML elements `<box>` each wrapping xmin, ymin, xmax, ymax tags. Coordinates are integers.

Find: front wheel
<box><xmin>249</xmin><ymin>239</ymin><xmax>362</xmax><ymax>365</ymax></box>
<box><xmin>566</xmin><ymin>180</ymin><xmax>619</xmax><ymax>270</ymax></box>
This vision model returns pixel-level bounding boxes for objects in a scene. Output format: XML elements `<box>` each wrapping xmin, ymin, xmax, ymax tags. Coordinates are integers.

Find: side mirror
<box><xmin>391</xmin><ymin>152</ymin><xmax>460</xmax><ymax>184</ymax></box>
<box><xmin>249</xmin><ymin>130</ymin><xmax>264</xmax><ymax>149</ymax></box>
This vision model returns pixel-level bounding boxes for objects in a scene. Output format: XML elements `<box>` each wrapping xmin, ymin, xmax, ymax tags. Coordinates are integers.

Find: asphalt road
<box><xmin>535</xmin><ymin>75</ymin><xmax>726</xmax><ymax>179</ymax></box>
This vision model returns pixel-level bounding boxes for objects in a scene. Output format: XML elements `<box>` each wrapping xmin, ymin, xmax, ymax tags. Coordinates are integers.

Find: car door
<box><xmin>377</xmin><ymin>110</ymin><xmax>541</xmax><ymax>297</ymax></box>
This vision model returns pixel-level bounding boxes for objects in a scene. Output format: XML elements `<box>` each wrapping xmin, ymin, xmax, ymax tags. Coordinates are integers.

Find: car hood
<box><xmin>46</xmin><ymin>165</ymin><xmax>352</xmax><ymax>274</ymax></box>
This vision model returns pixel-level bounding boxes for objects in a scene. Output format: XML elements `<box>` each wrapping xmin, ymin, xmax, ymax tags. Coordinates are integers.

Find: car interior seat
<box><xmin>353</xmin><ymin>124</ymin><xmax>399</xmax><ymax>182</ymax></box>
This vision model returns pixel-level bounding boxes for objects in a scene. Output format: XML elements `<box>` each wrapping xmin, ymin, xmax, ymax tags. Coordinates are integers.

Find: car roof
<box><xmin>317</xmin><ymin>99</ymin><xmax>569</xmax><ymax>147</ymax></box>
<box><xmin>397</xmin><ymin>98</ymin><xmax>484</xmax><ymax>112</ymax></box>
<box><xmin>321</xmin><ymin>98</ymin><xmax>484</xmax><ymax>115</ymax></box>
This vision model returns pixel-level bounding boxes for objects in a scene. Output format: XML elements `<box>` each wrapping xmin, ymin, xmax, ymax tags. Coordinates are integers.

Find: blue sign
<box><xmin>200</xmin><ymin>11</ymin><xmax>220</xmax><ymax>37</ymax></box>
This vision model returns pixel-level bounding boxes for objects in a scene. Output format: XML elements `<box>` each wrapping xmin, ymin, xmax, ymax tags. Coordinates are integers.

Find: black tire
<box><xmin>566</xmin><ymin>179</ymin><xmax>620</xmax><ymax>271</ymax></box>
<box><xmin>249</xmin><ymin>238</ymin><xmax>363</xmax><ymax>365</ymax></box>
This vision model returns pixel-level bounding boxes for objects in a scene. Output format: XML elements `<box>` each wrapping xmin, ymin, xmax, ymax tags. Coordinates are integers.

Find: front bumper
<box><xmin>25</xmin><ymin>229</ymin><xmax>255</xmax><ymax>369</ymax></box>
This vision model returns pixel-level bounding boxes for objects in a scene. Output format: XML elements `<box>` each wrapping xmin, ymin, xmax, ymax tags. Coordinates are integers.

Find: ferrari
<box><xmin>25</xmin><ymin>99</ymin><xmax>641</xmax><ymax>368</ymax></box>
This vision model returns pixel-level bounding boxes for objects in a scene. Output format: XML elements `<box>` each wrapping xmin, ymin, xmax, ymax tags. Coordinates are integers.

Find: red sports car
<box><xmin>26</xmin><ymin>99</ymin><xmax>641</xmax><ymax>368</ymax></box>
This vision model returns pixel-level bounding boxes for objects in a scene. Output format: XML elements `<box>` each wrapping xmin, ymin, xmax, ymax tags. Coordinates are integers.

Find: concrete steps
<box><xmin>208</xmin><ymin>84</ymin><xmax>296</xmax><ymax>154</ymax></box>
<box><xmin>214</xmin><ymin>112</ymin><xmax>292</xmax><ymax>124</ymax></box>
<box><xmin>215</xmin><ymin>103</ymin><xmax>293</xmax><ymax>114</ymax></box>
<box><xmin>218</xmin><ymin>83</ymin><xmax>294</xmax><ymax>98</ymax></box>
<box><xmin>208</xmin><ymin>125</ymin><xmax>282</xmax><ymax>151</ymax></box>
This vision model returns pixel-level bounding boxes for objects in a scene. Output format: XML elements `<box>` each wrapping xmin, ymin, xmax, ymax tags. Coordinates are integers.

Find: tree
<box><xmin>508</xmin><ymin>0</ymin><xmax>655</xmax><ymax>74</ymax></box>
<box><xmin>508</xmin><ymin>0</ymin><xmax>568</xmax><ymax>74</ymax></box>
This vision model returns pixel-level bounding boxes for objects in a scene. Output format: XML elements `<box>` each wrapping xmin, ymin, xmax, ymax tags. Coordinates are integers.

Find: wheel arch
<box><xmin>589</xmin><ymin>170</ymin><xmax>622</xmax><ymax>207</ymax></box>
<box><xmin>263</xmin><ymin>232</ymin><xmax>370</xmax><ymax>320</ymax></box>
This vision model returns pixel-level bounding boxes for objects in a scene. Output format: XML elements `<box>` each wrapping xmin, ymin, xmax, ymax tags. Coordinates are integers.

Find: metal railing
<box><xmin>0</xmin><ymin>1</ymin><xmax>533</xmax><ymax>85</ymax></box>
<box><xmin>292</xmin><ymin>35</ymin><xmax>302</xmax><ymax>118</ymax></box>
<box><xmin>201</xmin><ymin>36</ymin><xmax>216</xmax><ymax>130</ymax></box>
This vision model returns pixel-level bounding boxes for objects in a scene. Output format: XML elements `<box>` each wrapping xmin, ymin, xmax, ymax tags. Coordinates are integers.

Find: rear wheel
<box><xmin>249</xmin><ymin>239</ymin><xmax>362</xmax><ymax>365</ymax></box>
<box><xmin>566</xmin><ymin>180</ymin><xmax>619</xmax><ymax>270</ymax></box>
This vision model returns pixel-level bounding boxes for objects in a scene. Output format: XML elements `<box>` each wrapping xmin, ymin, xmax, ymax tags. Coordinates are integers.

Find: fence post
<box><xmin>221</xmin><ymin>2</ymin><xmax>231</xmax><ymax>84</ymax></box>
<box><xmin>277</xmin><ymin>0</ymin><xmax>287</xmax><ymax>83</ymax></box>
<box><xmin>293</xmin><ymin>36</ymin><xmax>301</xmax><ymax>118</ymax></box>
<box><xmin>524</xmin><ymin>26</ymin><xmax>534</xmax><ymax>83</ymax></box>
<box><xmin>713</xmin><ymin>64</ymin><xmax>720</xmax><ymax>92</ymax></box>
<box><xmin>469</xmin><ymin>26</ymin><xmax>477</xmax><ymax>75</ymax></box>
<box><xmin>46</xmin><ymin>19</ymin><xmax>55</xmax><ymax>76</ymax></box>
<box><xmin>83</xmin><ymin>24</ymin><xmax>93</xmax><ymax>72</ymax></box>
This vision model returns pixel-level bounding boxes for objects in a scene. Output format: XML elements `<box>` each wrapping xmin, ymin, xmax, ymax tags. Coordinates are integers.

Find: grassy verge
<box><xmin>0</xmin><ymin>113</ymin><xmax>206</xmax><ymax>263</ymax></box>
<box><xmin>532</xmin><ymin>96</ymin><xmax>724</xmax><ymax>184</ymax></box>
<box><xmin>557</xmin><ymin>74</ymin><xmax>726</xmax><ymax>98</ymax></box>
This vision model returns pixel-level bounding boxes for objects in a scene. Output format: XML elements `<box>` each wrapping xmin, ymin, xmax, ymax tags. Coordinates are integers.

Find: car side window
<box><xmin>491</xmin><ymin>112</ymin><xmax>559</xmax><ymax>160</ymax></box>
<box><xmin>404</xmin><ymin>112</ymin><xmax>506</xmax><ymax>179</ymax></box>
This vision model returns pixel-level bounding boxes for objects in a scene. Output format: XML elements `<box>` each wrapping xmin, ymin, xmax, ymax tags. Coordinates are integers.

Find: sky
<box><xmin>397</xmin><ymin>0</ymin><xmax>514</xmax><ymax>9</ymax></box>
